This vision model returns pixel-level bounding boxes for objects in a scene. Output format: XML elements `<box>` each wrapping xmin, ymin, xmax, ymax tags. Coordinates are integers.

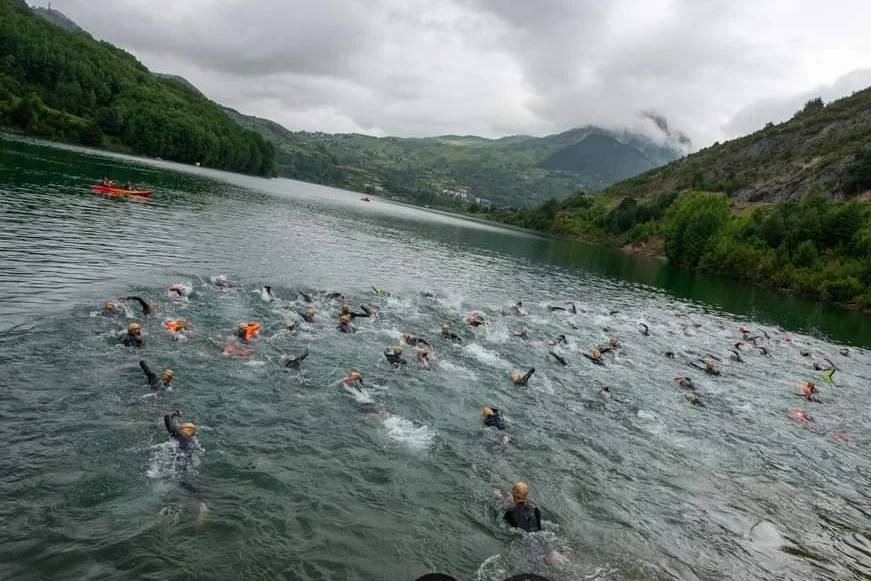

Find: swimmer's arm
<box><xmin>297</xmin><ymin>350</ymin><xmax>309</xmax><ymax>362</ymax></box>
<box><xmin>164</xmin><ymin>414</ymin><xmax>180</xmax><ymax>438</ymax></box>
<box><xmin>535</xmin><ymin>507</ymin><xmax>542</xmax><ymax>531</ymax></box>
<box><xmin>139</xmin><ymin>360</ymin><xmax>157</xmax><ymax>385</ymax></box>
<box><xmin>521</xmin><ymin>368</ymin><xmax>535</xmax><ymax>385</ymax></box>
<box><xmin>124</xmin><ymin>296</ymin><xmax>153</xmax><ymax>315</ymax></box>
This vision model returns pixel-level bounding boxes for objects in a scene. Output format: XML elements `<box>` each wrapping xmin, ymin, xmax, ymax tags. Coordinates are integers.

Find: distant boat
<box><xmin>90</xmin><ymin>184</ymin><xmax>152</xmax><ymax>197</ymax></box>
<box><xmin>360</xmin><ymin>196</ymin><xmax>371</xmax><ymax>202</ymax></box>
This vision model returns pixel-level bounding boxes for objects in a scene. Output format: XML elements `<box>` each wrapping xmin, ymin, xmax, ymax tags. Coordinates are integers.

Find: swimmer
<box><xmin>546</xmin><ymin>334</ymin><xmax>568</xmax><ymax>347</ymax></box>
<box><xmin>440</xmin><ymin>324</ymin><xmax>462</xmax><ymax>343</ymax></box>
<box><xmin>608</xmin><ymin>309</ymin><xmax>619</xmax><ymax>316</ymax></box>
<box><xmin>283</xmin><ymin>349</ymin><xmax>309</xmax><ymax>370</ymax></box>
<box><xmin>675</xmin><ymin>376</ymin><xmax>695</xmax><ymax>390</ymax></box>
<box><xmin>729</xmin><ymin>349</ymin><xmax>743</xmax><ymax>362</ymax></box>
<box><xmin>340</xmin><ymin>371</ymin><xmax>364</xmax><ymax>393</ymax></box>
<box><xmin>511</xmin><ymin>301</ymin><xmax>525</xmax><ymax>315</ymax></box>
<box><xmin>684</xmin><ymin>392</ymin><xmax>706</xmax><ymax>407</ymax></box>
<box><xmin>503</xmin><ymin>481</ymin><xmax>542</xmax><ymax>532</ymax></box>
<box><xmin>583</xmin><ymin>349</ymin><xmax>605</xmax><ymax>366</ymax></box>
<box><xmin>140</xmin><ymin>359</ymin><xmax>173</xmax><ymax>393</ymax></box>
<box><xmin>597</xmin><ymin>337</ymin><xmax>619</xmax><ymax>354</ymax></box>
<box><xmin>690</xmin><ymin>360</ymin><xmax>720</xmax><ymax>376</ymax></box>
<box><xmin>510</xmin><ymin>368</ymin><xmax>535</xmax><ymax>386</ymax></box>
<box><xmin>297</xmin><ymin>291</ymin><xmax>314</xmax><ymax>303</ymax></box>
<box><xmin>758</xmin><ymin>346</ymin><xmax>771</xmax><ymax>357</ymax></box>
<box><xmin>482</xmin><ymin>406</ymin><xmax>506</xmax><ymax>430</ymax></box>
<box><xmin>819</xmin><ymin>367</ymin><xmax>836</xmax><ymax>383</ymax></box>
<box><xmin>639</xmin><ymin>323</ymin><xmax>650</xmax><ymax>336</ymax></box>
<box><xmin>545</xmin><ymin>304</ymin><xmax>567</xmax><ymax>312</ymax></box>
<box><xmin>567</xmin><ymin>301</ymin><xmax>577</xmax><ymax>314</ymax></box>
<box><xmin>101</xmin><ymin>300</ymin><xmax>121</xmax><ymax>316</ymax></box>
<box><xmin>372</xmin><ymin>286</ymin><xmax>390</xmax><ymax>297</ymax></box>
<box><xmin>466</xmin><ymin>312</ymin><xmax>485</xmax><ymax>327</ymax></box>
<box><xmin>120</xmin><ymin>322</ymin><xmax>145</xmax><ymax>347</ymax></box>
<box><xmin>283</xmin><ymin>319</ymin><xmax>297</xmax><ymax>332</ymax></box>
<box><xmin>164</xmin><ymin>409</ymin><xmax>200</xmax><ymax>451</ymax></box>
<box><xmin>342</xmin><ymin>304</ymin><xmax>375</xmax><ymax>320</ymax></box>
<box><xmin>788</xmin><ymin>409</ymin><xmax>814</xmax><ymax>423</ymax></box>
<box><xmin>800</xmin><ymin>349</ymin><xmax>810</xmax><ymax>357</ymax></box>
<box><xmin>167</xmin><ymin>284</ymin><xmax>189</xmax><ymax>298</ymax></box>
<box><xmin>121</xmin><ymin>295</ymin><xmax>155</xmax><ymax>315</ymax></box>
<box><xmin>839</xmin><ymin>348</ymin><xmax>850</xmax><ymax>357</ymax></box>
<box><xmin>384</xmin><ymin>346</ymin><xmax>407</xmax><ymax>368</ymax></box>
<box><xmin>210</xmin><ymin>274</ymin><xmax>234</xmax><ymax>289</ymax></box>
<box><xmin>257</xmin><ymin>285</ymin><xmax>276</xmax><ymax>303</ymax></box>
<box><xmin>733</xmin><ymin>342</ymin><xmax>743</xmax><ymax>351</ymax></box>
<box><xmin>301</xmin><ymin>307</ymin><xmax>316</xmax><ymax>323</ymax></box>
<box><xmin>324</xmin><ymin>290</ymin><xmax>345</xmax><ymax>300</ymax></box>
<box><xmin>598</xmin><ymin>386</ymin><xmax>612</xmax><ymax>400</ymax></box>
<box><xmin>513</xmin><ymin>327</ymin><xmax>529</xmax><ymax>340</ymax></box>
<box><xmin>665</xmin><ymin>350</ymin><xmax>676</xmax><ymax>359</ymax></box>
<box><xmin>401</xmin><ymin>333</ymin><xmax>432</xmax><ymax>348</ymax></box>
<box><xmin>798</xmin><ymin>381</ymin><xmax>821</xmax><ymax>403</ymax></box>
<box><xmin>337</xmin><ymin>314</ymin><xmax>356</xmax><ymax>334</ymax></box>
<box><xmin>163</xmin><ymin>318</ymin><xmax>189</xmax><ymax>337</ymax></box>
<box><xmin>548</xmin><ymin>351</ymin><xmax>567</xmax><ymax>366</ymax></box>
<box><xmin>235</xmin><ymin>322</ymin><xmax>261</xmax><ymax>342</ymax></box>
<box><xmin>416</xmin><ymin>348</ymin><xmax>434</xmax><ymax>368</ymax></box>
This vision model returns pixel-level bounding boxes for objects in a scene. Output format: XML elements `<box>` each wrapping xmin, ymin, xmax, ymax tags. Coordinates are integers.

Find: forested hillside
<box><xmin>0</xmin><ymin>0</ymin><xmax>274</xmax><ymax>176</ymax></box>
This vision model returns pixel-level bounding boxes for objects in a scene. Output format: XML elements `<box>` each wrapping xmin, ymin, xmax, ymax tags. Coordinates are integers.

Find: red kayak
<box><xmin>91</xmin><ymin>184</ymin><xmax>152</xmax><ymax>197</ymax></box>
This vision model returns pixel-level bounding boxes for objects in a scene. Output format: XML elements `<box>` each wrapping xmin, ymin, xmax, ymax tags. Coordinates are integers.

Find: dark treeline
<box><xmin>482</xmin><ymin>186</ymin><xmax>871</xmax><ymax>309</ymax></box>
<box><xmin>0</xmin><ymin>0</ymin><xmax>274</xmax><ymax>176</ymax></box>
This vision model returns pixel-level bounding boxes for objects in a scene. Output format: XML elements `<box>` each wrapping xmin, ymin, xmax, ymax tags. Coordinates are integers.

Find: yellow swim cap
<box><xmin>482</xmin><ymin>406</ymin><xmax>495</xmax><ymax>416</ymax></box>
<box><xmin>283</xmin><ymin>319</ymin><xmax>296</xmax><ymax>329</ymax></box>
<box><xmin>127</xmin><ymin>322</ymin><xmax>142</xmax><ymax>333</ymax></box>
<box><xmin>512</xmin><ymin>481</ymin><xmax>529</xmax><ymax>502</ymax></box>
<box><xmin>306</xmin><ymin>308</ymin><xmax>316</xmax><ymax>316</ymax></box>
<box><xmin>347</xmin><ymin>371</ymin><xmax>362</xmax><ymax>382</ymax></box>
<box><xmin>285</xmin><ymin>354</ymin><xmax>297</xmax><ymax>363</ymax></box>
<box><xmin>339</xmin><ymin>314</ymin><xmax>351</xmax><ymax>324</ymax></box>
<box><xmin>441</xmin><ymin>324</ymin><xmax>450</xmax><ymax>331</ymax></box>
<box><xmin>105</xmin><ymin>301</ymin><xmax>116</xmax><ymax>312</ymax></box>
<box><xmin>179</xmin><ymin>422</ymin><xmax>197</xmax><ymax>437</ymax></box>
<box><xmin>237</xmin><ymin>322</ymin><xmax>249</xmax><ymax>331</ymax></box>
<box><xmin>510</xmin><ymin>372</ymin><xmax>522</xmax><ymax>383</ymax></box>
<box><xmin>393</xmin><ymin>346</ymin><xmax>403</xmax><ymax>355</ymax></box>
<box><xmin>591</xmin><ymin>349</ymin><xmax>602</xmax><ymax>358</ymax></box>
<box><xmin>161</xmin><ymin>369</ymin><xmax>174</xmax><ymax>381</ymax></box>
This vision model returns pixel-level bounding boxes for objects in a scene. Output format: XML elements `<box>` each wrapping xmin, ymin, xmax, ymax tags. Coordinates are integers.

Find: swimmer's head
<box><xmin>161</xmin><ymin>369</ymin><xmax>174</xmax><ymax>381</ymax></box>
<box><xmin>441</xmin><ymin>324</ymin><xmax>450</xmax><ymax>333</ymax></box>
<box><xmin>305</xmin><ymin>308</ymin><xmax>316</xmax><ymax>317</ymax></box>
<box><xmin>510</xmin><ymin>371</ymin><xmax>523</xmax><ymax>383</ymax></box>
<box><xmin>283</xmin><ymin>320</ymin><xmax>296</xmax><ymax>330</ymax></box>
<box><xmin>178</xmin><ymin>422</ymin><xmax>197</xmax><ymax>437</ymax></box>
<box><xmin>346</xmin><ymin>371</ymin><xmax>362</xmax><ymax>382</ymax></box>
<box><xmin>285</xmin><ymin>354</ymin><xmax>297</xmax><ymax>363</ymax></box>
<box><xmin>341</xmin><ymin>304</ymin><xmax>350</xmax><ymax>314</ymax></box>
<box><xmin>512</xmin><ymin>481</ymin><xmax>529</xmax><ymax>502</ymax></box>
<box><xmin>482</xmin><ymin>406</ymin><xmax>495</xmax><ymax>417</ymax></box>
<box><xmin>609</xmin><ymin>337</ymin><xmax>618</xmax><ymax>347</ymax></box>
<box><xmin>591</xmin><ymin>349</ymin><xmax>602</xmax><ymax>359</ymax></box>
<box><xmin>339</xmin><ymin>314</ymin><xmax>351</xmax><ymax>324</ymax></box>
<box><xmin>127</xmin><ymin>322</ymin><xmax>142</xmax><ymax>335</ymax></box>
<box><xmin>393</xmin><ymin>346</ymin><xmax>403</xmax><ymax>355</ymax></box>
<box><xmin>705</xmin><ymin>360</ymin><xmax>715</xmax><ymax>370</ymax></box>
<box><xmin>401</xmin><ymin>332</ymin><xmax>411</xmax><ymax>342</ymax></box>
<box><xmin>105</xmin><ymin>301</ymin><xmax>117</xmax><ymax>312</ymax></box>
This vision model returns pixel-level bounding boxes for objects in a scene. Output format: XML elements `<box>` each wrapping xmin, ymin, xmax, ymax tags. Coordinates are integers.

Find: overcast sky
<box><xmin>37</xmin><ymin>0</ymin><xmax>871</xmax><ymax>149</ymax></box>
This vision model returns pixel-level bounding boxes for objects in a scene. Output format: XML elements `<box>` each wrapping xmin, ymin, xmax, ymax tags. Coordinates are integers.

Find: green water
<box><xmin>1</xmin><ymin>135</ymin><xmax>869</xmax><ymax>581</ymax></box>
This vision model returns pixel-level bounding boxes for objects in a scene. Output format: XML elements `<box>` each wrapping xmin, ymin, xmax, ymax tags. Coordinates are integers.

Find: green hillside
<box><xmin>0</xmin><ymin>0</ymin><xmax>274</xmax><ymax>176</ymax></box>
<box><xmin>225</xmin><ymin>107</ymin><xmax>682</xmax><ymax>208</ymax></box>
<box><xmin>485</xmin><ymin>90</ymin><xmax>871</xmax><ymax>309</ymax></box>
<box><xmin>605</xmin><ymin>89</ymin><xmax>871</xmax><ymax>201</ymax></box>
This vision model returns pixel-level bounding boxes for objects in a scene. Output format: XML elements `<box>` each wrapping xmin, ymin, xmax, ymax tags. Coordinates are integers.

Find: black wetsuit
<box><xmin>140</xmin><ymin>360</ymin><xmax>170</xmax><ymax>392</ymax></box>
<box><xmin>120</xmin><ymin>331</ymin><xmax>144</xmax><ymax>348</ymax></box>
<box><xmin>285</xmin><ymin>351</ymin><xmax>309</xmax><ymax>369</ymax></box>
<box><xmin>348</xmin><ymin>306</ymin><xmax>372</xmax><ymax>319</ymax></box>
<box><xmin>126</xmin><ymin>296</ymin><xmax>154</xmax><ymax>315</ymax></box>
<box><xmin>442</xmin><ymin>331</ymin><xmax>462</xmax><ymax>343</ymax></box>
<box><xmin>384</xmin><ymin>349</ymin><xmax>407</xmax><ymax>368</ymax></box>
<box><xmin>504</xmin><ymin>501</ymin><xmax>542</xmax><ymax>532</ymax></box>
<box><xmin>164</xmin><ymin>414</ymin><xmax>199</xmax><ymax>451</ymax></box>
<box><xmin>515</xmin><ymin>368</ymin><xmax>535</xmax><ymax>386</ymax></box>
<box><xmin>548</xmin><ymin>351</ymin><xmax>568</xmax><ymax>366</ymax></box>
<box><xmin>484</xmin><ymin>408</ymin><xmax>506</xmax><ymax>430</ymax></box>
<box><xmin>405</xmin><ymin>336</ymin><xmax>432</xmax><ymax>348</ymax></box>
<box><xmin>337</xmin><ymin>322</ymin><xmax>356</xmax><ymax>334</ymax></box>
<box><xmin>690</xmin><ymin>362</ymin><xmax>720</xmax><ymax>376</ymax></box>
<box><xmin>583</xmin><ymin>353</ymin><xmax>604</xmax><ymax>366</ymax></box>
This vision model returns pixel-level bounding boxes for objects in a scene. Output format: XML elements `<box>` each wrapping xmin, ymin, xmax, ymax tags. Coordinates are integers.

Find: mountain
<box><xmin>227</xmin><ymin>108</ymin><xmax>685</xmax><ymax>207</ymax></box>
<box><xmin>32</xmin><ymin>5</ymin><xmax>83</xmax><ymax>33</ymax></box>
<box><xmin>0</xmin><ymin>0</ymin><xmax>275</xmax><ymax>176</ymax></box>
<box><xmin>484</xmin><ymin>87</ymin><xmax>871</xmax><ymax>309</ymax></box>
<box><xmin>606</xmin><ymin>89</ymin><xmax>871</xmax><ymax>202</ymax></box>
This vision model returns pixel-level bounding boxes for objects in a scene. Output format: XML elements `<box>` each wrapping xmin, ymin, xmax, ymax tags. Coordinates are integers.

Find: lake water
<box><xmin>1</xmin><ymin>135</ymin><xmax>869</xmax><ymax>581</ymax></box>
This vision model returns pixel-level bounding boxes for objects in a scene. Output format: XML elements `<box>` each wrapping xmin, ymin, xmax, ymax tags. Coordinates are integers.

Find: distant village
<box><xmin>439</xmin><ymin>186</ymin><xmax>492</xmax><ymax>207</ymax></box>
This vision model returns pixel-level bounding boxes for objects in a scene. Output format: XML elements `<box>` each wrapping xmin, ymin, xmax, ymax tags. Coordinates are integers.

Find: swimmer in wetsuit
<box><xmin>337</xmin><ymin>314</ymin><xmax>356</xmax><ymax>334</ymax></box>
<box><xmin>121</xmin><ymin>296</ymin><xmax>155</xmax><ymax>315</ymax></box>
<box><xmin>120</xmin><ymin>322</ymin><xmax>145</xmax><ymax>347</ymax></box>
<box><xmin>583</xmin><ymin>349</ymin><xmax>605</xmax><ymax>366</ymax></box>
<box><xmin>164</xmin><ymin>409</ymin><xmax>200</xmax><ymax>451</ymax></box>
<box><xmin>639</xmin><ymin>323</ymin><xmax>650</xmax><ymax>336</ymax></box>
<box><xmin>140</xmin><ymin>360</ymin><xmax>173</xmax><ymax>393</ymax></box>
<box><xmin>340</xmin><ymin>371</ymin><xmax>364</xmax><ymax>393</ymax></box>
<box><xmin>503</xmin><ymin>481</ymin><xmax>542</xmax><ymax>532</ymax></box>
<box><xmin>684</xmin><ymin>392</ymin><xmax>706</xmax><ymax>407</ymax></box>
<box><xmin>548</xmin><ymin>351</ymin><xmax>567</xmax><ymax>366</ymax></box>
<box><xmin>440</xmin><ymin>324</ymin><xmax>462</xmax><ymax>343</ymax></box>
<box><xmin>798</xmin><ymin>381</ymin><xmax>821</xmax><ymax>403</ymax></box>
<box><xmin>301</xmin><ymin>308</ymin><xmax>316</xmax><ymax>323</ymax></box>
<box><xmin>298</xmin><ymin>291</ymin><xmax>314</xmax><ymax>303</ymax></box>
<box><xmin>482</xmin><ymin>406</ymin><xmax>506</xmax><ymax>430</ymax></box>
<box><xmin>675</xmin><ymin>376</ymin><xmax>695</xmax><ymax>390</ymax></box>
<box><xmin>283</xmin><ymin>349</ymin><xmax>309</xmax><ymax>370</ymax></box>
<box><xmin>401</xmin><ymin>333</ymin><xmax>432</xmax><ymax>348</ymax></box>
<box><xmin>510</xmin><ymin>368</ymin><xmax>535</xmax><ymax>386</ymax></box>
<box><xmin>513</xmin><ymin>327</ymin><xmax>529</xmax><ymax>340</ymax></box>
<box><xmin>384</xmin><ymin>346</ymin><xmax>407</xmax><ymax>368</ymax></box>
<box><xmin>690</xmin><ymin>360</ymin><xmax>720</xmax><ymax>376</ymax></box>
<box><xmin>466</xmin><ymin>312</ymin><xmax>485</xmax><ymax>327</ymax></box>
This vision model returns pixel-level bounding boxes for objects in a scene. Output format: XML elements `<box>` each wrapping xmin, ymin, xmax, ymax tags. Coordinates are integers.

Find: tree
<box><xmin>663</xmin><ymin>192</ymin><xmax>730</xmax><ymax>268</ymax></box>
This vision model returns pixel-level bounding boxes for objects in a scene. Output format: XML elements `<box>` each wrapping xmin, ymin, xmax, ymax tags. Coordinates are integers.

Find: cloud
<box><xmin>37</xmin><ymin>0</ymin><xmax>871</xmax><ymax>147</ymax></box>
